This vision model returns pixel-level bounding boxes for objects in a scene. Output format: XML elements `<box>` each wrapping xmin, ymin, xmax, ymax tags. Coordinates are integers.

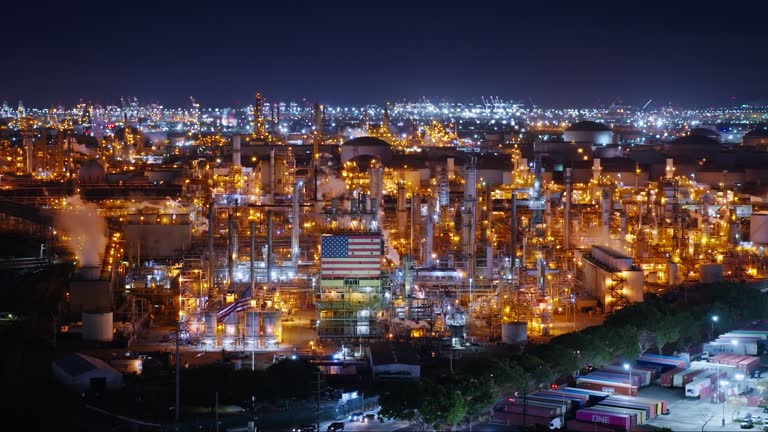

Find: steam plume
<box><xmin>55</xmin><ymin>195</ymin><xmax>108</xmax><ymax>267</ymax></box>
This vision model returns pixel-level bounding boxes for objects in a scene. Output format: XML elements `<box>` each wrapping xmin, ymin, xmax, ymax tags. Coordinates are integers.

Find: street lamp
<box><xmin>624</xmin><ymin>363</ymin><xmax>632</xmax><ymax>396</ymax></box>
<box><xmin>711</xmin><ymin>315</ymin><xmax>719</xmax><ymax>339</ymax></box>
<box><xmin>719</xmin><ymin>380</ymin><xmax>729</xmax><ymax>427</ymax></box>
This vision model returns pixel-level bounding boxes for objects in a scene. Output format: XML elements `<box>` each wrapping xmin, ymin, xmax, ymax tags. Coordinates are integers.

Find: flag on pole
<box><xmin>217</xmin><ymin>288</ymin><xmax>253</xmax><ymax>322</ymax></box>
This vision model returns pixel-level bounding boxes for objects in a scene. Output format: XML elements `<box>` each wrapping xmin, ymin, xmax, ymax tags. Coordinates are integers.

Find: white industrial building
<box><xmin>579</xmin><ymin>245</ymin><xmax>644</xmax><ymax>313</ymax></box>
<box><xmin>52</xmin><ymin>353</ymin><xmax>124</xmax><ymax>394</ymax></box>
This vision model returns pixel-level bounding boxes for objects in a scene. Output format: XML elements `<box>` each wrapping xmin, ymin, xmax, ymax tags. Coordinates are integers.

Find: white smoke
<box><xmin>341</xmin><ymin>127</ymin><xmax>370</xmax><ymax>139</ymax></box>
<box><xmin>316</xmin><ymin>174</ymin><xmax>347</xmax><ymax>200</ymax></box>
<box><xmin>380</xmin><ymin>220</ymin><xmax>400</xmax><ymax>266</ymax></box>
<box><xmin>55</xmin><ymin>195</ymin><xmax>108</xmax><ymax>267</ymax></box>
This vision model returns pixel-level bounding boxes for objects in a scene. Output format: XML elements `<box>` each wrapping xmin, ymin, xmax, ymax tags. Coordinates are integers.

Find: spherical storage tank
<box><xmin>83</xmin><ymin>311</ymin><xmax>114</xmax><ymax>342</ymax></box>
<box><xmin>501</xmin><ymin>321</ymin><xmax>528</xmax><ymax>345</ymax></box>
<box><xmin>750</xmin><ymin>212</ymin><xmax>768</xmax><ymax>244</ymax></box>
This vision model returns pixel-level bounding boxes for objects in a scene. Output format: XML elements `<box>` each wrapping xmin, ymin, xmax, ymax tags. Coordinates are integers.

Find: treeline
<box><xmin>376</xmin><ymin>282</ymin><xmax>768</xmax><ymax>431</ymax></box>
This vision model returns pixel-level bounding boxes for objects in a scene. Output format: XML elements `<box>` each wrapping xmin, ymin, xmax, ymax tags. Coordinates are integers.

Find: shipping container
<box><xmin>566</xmin><ymin>419</ymin><xmax>620</xmax><ymax>432</ymax></box>
<box><xmin>576</xmin><ymin>379</ymin><xmax>638</xmax><ymax>397</ymax></box>
<box><xmin>600</xmin><ymin>397</ymin><xmax>656</xmax><ymax>419</ymax></box>
<box><xmin>636</xmin><ymin>353</ymin><xmax>689</xmax><ymax>370</ymax></box>
<box><xmin>585</xmin><ymin>371</ymin><xmax>642</xmax><ymax>387</ymax></box>
<box><xmin>577</xmin><ymin>407</ymin><xmax>633</xmax><ymax>429</ymax></box>
<box><xmin>534</xmin><ymin>390</ymin><xmax>589</xmax><ymax>409</ymax></box>
<box><xmin>602</xmin><ymin>365</ymin><xmax>652</xmax><ymax>387</ymax></box>
<box><xmin>659</xmin><ymin>367</ymin><xmax>686</xmax><ymax>387</ymax></box>
<box><xmin>685</xmin><ymin>377</ymin><xmax>712</xmax><ymax>398</ymax></box>
<box><xmin>606</xmin><ymin>394</ymin><xmax>667</xmax><ymax>417</ymax></box>
<box><xmin>594</xmin><ymin>401</ymin><xmax>648</xmax><ymax>423</ymax></box>
<box><xmin>560</xmin><ymin>386</ymin><xmax>611</xmax><ymax>404</ymax></box>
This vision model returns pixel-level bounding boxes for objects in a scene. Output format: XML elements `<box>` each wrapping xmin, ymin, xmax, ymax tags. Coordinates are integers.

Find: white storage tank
<box><xmin>204</xmin><ymin>312</ymin><xmax>217</xmax><ymax>337</ymax></box>
<box><xmin>700</xmin><ymin>263</ymin><xmax>723</xmax><ymax>284</ymax></box>
<box><xmin>262</xmin><ymin>311</ymin><xmax>282</xmax><ymax>341</ymax></box>
<box><xmin>245</xmin><ymin>311</ymin><xmax>260</xmax><ymax>338</ymax></box>
<box><xmin>750</xmin><ymin>212</ymin><xmax>768</xmax><ymax>244</ymax></box>
<box><xmin>501</xmin><ymin>321</ymin><xmax>528</xmax><ymax>345</ymax></box>
<box><xmin>83</xmin><ymin>310</ymin><xmax>113</xmax><ymax>342</ymax></box>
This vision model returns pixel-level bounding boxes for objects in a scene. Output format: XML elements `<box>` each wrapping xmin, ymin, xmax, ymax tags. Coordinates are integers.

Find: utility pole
<box><xmin>316</xmin><ymin>369</ymin><xmax>321</xmax><ymax>432</ymax></box>
<box><xmin>215</xmin><ymin>391</ymin><xmax>220</xmax><ymax>432</ymax></box>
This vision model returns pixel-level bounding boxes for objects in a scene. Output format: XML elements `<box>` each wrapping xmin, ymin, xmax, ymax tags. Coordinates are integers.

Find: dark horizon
<box><xmin>2</xmin><ymin>2</ymin><xmax>768</xmax><ymax>108</ymax></box>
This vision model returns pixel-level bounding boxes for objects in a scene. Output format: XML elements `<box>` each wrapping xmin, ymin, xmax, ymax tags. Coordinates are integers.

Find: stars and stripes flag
<box><xmin>321</xmin><ymin>234</ymin><xmax>382</xmax><ymax>278</ymax></box>
<box><xmin>217</xmin><ymin>288</ymin><xmax>253</xmax><ymax>322</ymax></box>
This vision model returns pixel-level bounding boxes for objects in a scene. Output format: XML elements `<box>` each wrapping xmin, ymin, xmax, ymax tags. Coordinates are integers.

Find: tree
<box><xmin>654</xmin><ymin>315</ymin><xmax>681</xmax><ymax>354</ymax></box>
<box><xmin>638</xmin><ymin>329</ymin><xmax>656</xmax><ymax>355</ymax></box>
<box><xmin>378</xmin><ymin>380</ymin><xmax>430</xmax><ymax>428</ymax></box>
<box><xmin>266</xmin><ymin>359</ymin><xmax>318</xmax><ymax>399</ymax></box>
<box><xmin>487</xmin><ymin>358</ymin><xmax>528</xmax><ymax>395</ymax></box>
<box><xmin>457</xmin><ymin>375</ymin><xmax>496</xmax><ymax>417</ymax></box>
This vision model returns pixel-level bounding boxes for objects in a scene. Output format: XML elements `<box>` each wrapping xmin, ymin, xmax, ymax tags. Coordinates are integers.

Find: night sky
<box><xmin>2</xmin><ymin>2</ymin><xmax>767</xmax><ymax>108</ymax></box>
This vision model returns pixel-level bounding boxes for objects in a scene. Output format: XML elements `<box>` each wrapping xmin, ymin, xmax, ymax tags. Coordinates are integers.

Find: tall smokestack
<box><xmin>292</xmin><ymin>180</ymin><xmax>302</xmax><ymax>266</ymax></box>
<box><xmin>397</xmin><ymin>182</ymin><xmax>407</xmax><ymax>234</ymax></box>
<box><xmin>228</xmin><ymin>212</ymin><xmax>235</xmax><ymax>287</ymax></box>
<box><xmin>267</xmin><ymin>210</ymin><xmax>273</xmax><ymax>290</ymax></box>
<box><xmin>207</xmin><ymin>203</ymin><xmax>215</xmax><ymax>295</ymax></box>
<box><xmin>250</xmin><ymin>220</ymin><xmax>256</xmax><ymax>297</ymax></box>
<box><xmin>601</xmin><ymin>187</ymin><xmax>611</xmax><ymax>236</ymax></box>
<box><xmin>268</xmin><ymin>149</ymin><xmax>275</xmax><ymax>204</ymax></box>
<box><xmin>511</xmin><ymin>192</ymin><xmax>518</xmax><ymax>264</ymax></box>
<box><xmin>564</xmin><ymin>168</ymin><xmax>572</xmax><ymax>250</ymax></box>
<box><xmin>463</xmin><ymin>157</ymin><xmax>477</xmax><ymax>277</ymax></box>
<box><xmin>425</xmin><ymin>197</ymin><xmax>434</xmax><ymax>267</ymax></box>
<box><xmin>232</xmin><ymin>134</ymin><xmax>241</xmax><ymax>167</ymax></box>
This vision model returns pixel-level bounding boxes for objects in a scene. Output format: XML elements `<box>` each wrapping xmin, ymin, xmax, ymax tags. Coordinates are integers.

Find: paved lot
<box><xmin>642</xmin><ymin>384</ymin><xmax>765</xmax><ymax>431</ymax></box>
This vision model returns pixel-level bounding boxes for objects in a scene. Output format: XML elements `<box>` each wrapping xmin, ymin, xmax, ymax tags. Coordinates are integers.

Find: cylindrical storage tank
<box><xmin>223</xmin><ymin>313</ymin><xmax>238</xmax><ymax>336</ymax></box>
<box><xmin>204</xmin><ymin>312</ymin><xmax>217</xmax><ymax>337</ymax></box>
<box><xmin>750</xmin><ymin>212</ymin><xmax>768</xmax><ymax>244</ymax></box>
<box><xmin>667</xmin><ymin>261</ymin><xmax>679</xmax><ymax>286</ymax></box>
<box><xmin>83</xmin><ymin>310</ymin><xmax>113</xmax><ymax>342</ymax></box>
<box><xmin>245</xmin><ymin>311</ymin><xmax>260</xmax><ymax>339</ymax></box>
<box><xmin>501</xmin><ymin>321</ymin><xmax>527</xmax><ymax>345</ymax></box>
<box><xmin>700</xmin><ymin>263</ymin><xmax>723</xmax><ymax>284</ymax></box>
<box><xmin>262</xmin><ymin>311</ymin><xmax>282</xmax><ymax>341</ymax></box>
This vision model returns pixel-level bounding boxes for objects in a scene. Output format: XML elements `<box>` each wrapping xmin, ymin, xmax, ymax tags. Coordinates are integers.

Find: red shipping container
<box><xmin>660</xmin><ymin>367</ymin><xmax>685</xmax><ymax>387</ymax></box>
<box><xmin>682</xmin><ymin>369</ymin><xmax>706</xmax><ymax>385</ymax></box>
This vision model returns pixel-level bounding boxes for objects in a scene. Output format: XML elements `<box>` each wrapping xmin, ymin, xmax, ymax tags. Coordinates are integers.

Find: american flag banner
<box><xmin>321</xmin><ymin>234</ymin><xmax>382</xmax><ymax>278</ymax></box>
<box><xmin>217</xmin><ymin>288</ymin><xmax>253</xmax><ymax>322</ymax></box>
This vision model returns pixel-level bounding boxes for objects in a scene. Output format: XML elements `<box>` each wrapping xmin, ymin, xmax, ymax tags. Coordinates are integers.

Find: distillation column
<box><xmin>463</xmin><ymin>157</ymin><xmax>477</xmax><ymax>277</ymax></box>
<box><xmin>425</xmin><ymin>197</ymin><xmax>435</xmax><ymax>267</ymax></box>
<box><xmin>291</xmin><ymin>180</ymin><xmax>302</xmax><ymax>267</ymax></box>
<box><xmin>564</xmin><ymin>168</ymin><xmax>572</xmax><ymax>250</ymax></box>
<box><xmin>397</xmin><ymin>182</ymin><xmax>407</xmax><ymax>234</ymax></box>
<box><xmin>232</xmin><ymin>134</ymin><xmax>242</xmax><ymax>167</ymax></box>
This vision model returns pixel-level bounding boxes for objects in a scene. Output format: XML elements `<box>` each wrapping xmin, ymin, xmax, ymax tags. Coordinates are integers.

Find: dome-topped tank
<box><xmin>744</xmin><ymin>127</ymin><xmax>768</xmax><ymax>146</ymax></box>
<box><xmin>78</xmin><ymin>159</ymin><xmax>106</xmax><ymax>184</ymax></box>
<box><xmin>563</xmin><ymin>121</ymin><xmax>613</xmax><ymax>145</ymax></box>
<box><xmin>340</xmin><ymin>136</ymin><xmax>393</xmax><ymax>164</ymax></box>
